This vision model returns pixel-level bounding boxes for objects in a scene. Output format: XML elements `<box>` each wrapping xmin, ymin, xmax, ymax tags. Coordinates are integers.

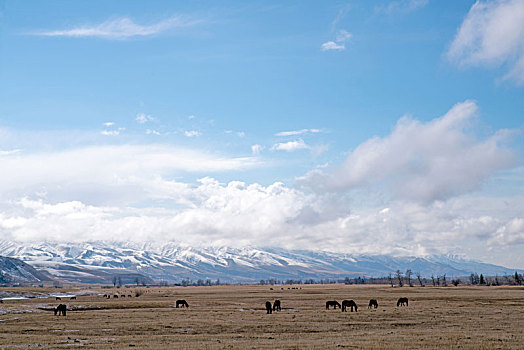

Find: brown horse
<box><xmin>54</xmin><ymin>304</ymin><xmax>67</xmax><ymax>316</ymax></box>
<box><xmin>341</xmin><ymin>300</ymin><xmax>358</xmax><ymax>312</ymax></box>
<box><xmin>368</xmin><ymin>299</ymin><xmax>378</xmax><ymax>309</ymax></box>
<box><xmin>326</xmin><ymin>300</ymin><xmax>341</xmax><ymax>310</ymax></box>
<box><xmin>265</xmin><ymin>301</ymin><xmax>272</xmax><ymax>314</ymax></box>
<box><xmin>397</xmin><ymin>297</ymin><xmax>408</xmax><ymax>307</ymax></box>
<box><xmin>176</xmin><ymin>299</ymin><xmax>189</xmax><ymax>308</ymax></box>
<box><xmin>273</xmin><ymin>300</ymin><xmax>281</xmax><ymax>311</ymax></box>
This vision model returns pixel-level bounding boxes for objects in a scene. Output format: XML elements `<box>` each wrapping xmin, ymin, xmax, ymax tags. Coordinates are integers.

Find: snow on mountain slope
<box><xmin>0</xmin><ymin>241</ymin><xmax>520</xmax><ymax>284</ymax></box>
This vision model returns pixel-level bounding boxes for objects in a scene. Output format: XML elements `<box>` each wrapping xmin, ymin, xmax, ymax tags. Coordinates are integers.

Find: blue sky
<box><xmin>1</xmin><ymin>1</ymin><xmax>523</xmax><ymax>267</ymax></box>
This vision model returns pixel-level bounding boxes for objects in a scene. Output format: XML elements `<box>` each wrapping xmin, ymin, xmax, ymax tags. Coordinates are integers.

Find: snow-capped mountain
<box><xmin>0</xmin><ymin>256</ymin><xmax>53</xmax><ymax>284</ymax></box>
<box><xmin>0</xmin><ymin>241</ymin><xmax>520</xmax><ymax>284</ymax></box>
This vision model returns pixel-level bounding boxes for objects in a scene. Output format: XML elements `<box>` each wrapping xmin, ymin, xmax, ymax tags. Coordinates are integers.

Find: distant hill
<box><xmin>0</xmin><ymin>241</ymin><xmax>521</xmax><ymax>284</ymax></box>
<box><xmin>0</xmin><ymin>255</ymin><xmax>53</xmax><ymax>284</ymax></box>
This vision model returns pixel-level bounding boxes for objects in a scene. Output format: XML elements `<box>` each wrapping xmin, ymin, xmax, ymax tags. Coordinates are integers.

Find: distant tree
<box><xmin>479</xmin><ymin>274</ymin><xmax>485</xmax><ymax>285</ymax></box>
<box><xmin>196</xmin><ymin>279</ymin><xmax>204</xmax><ymax>286</ymax></box>
<box><xmin>206</xmin><ymin>279</ymin><xmax>212</xmax><ymax>286</ymax></box>
<box><xmin>388</xmin><ymin>273</ymin><xmax>394</xmax><ymax>288</ymax></box>
<box><xmin>117</xmin><ymin>276</ymin><xmax>122</xmax><ymax>288</ymax></box>
<box><xmin>269</xmin><ymin>278</ymin><xmax>276</xmax><ymax>285</ymax></box>
<box><xmin>515</xmin><ymin>272</ymin><xmax>522</xmax><ymax>285</ymax></box>
<box><xmin>442</xmin><ymin>274</ymin><xmax>447</xmax><ymax>287</ymax></box>
<box><xmin>344</xmin><ymin>277</ymin><xmax>351</xmax><ymax>285</ymax></box>
<box><xmin>134</xmin><ymin>277</ymin><xmax>140</xmax><ymax>286</ymax></box>
<box><xmin>395</xmin><ymin>270</ymin><xmax>403</xmax><ymax>287</ymax></box>
<box><xmin>416</xmin><ymin>272</ymin><xmax>424</xmax><ymax>287</ymax></box>
<box><xmin>436</xmin><ymin>276</ymin><xmax>440</xmax><ymax>286</ymax></box>
<box><xmin>405</xmin><ymin>269</ymin><xmax>413</xmax><ymax>287</ymax></box>
<box><xmin>451</xmin><ymin>278</ymin><xmax>460</xmax><ymax>286</ymax></box>
<box><xmin>112</xmin><ymin>276</ymin><xmax>117</xmax><ymax>287</ymax></box>
<box><xmin>494</xmin><ymin>275</ymin><xmax>500</xmax><ymax>286</ymax></box>
<box><xmin>215</xmin><ymin>278</ymin><xmax>220</xmax><ymax>286</ymax></box>
<box><xmin>431</xmin><ymin>275</ymin><xmax>436</xmax><ymax>287</ymax></box>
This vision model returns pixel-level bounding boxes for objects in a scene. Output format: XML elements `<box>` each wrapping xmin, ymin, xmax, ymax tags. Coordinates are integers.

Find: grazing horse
<box><xmin>265</xmin><ymin>301</ymin><xmax>272</xmax><ymax>314</ymax></box>
<box><xmin>55</xmin><ymin>297</ymin><xmax>61</xmax><ymax>300</ymax></box>
<box><xmin>128</xmin><ymin>295</ymin><xmax>132</xmax><ymax>298</ymax></box>
<box><xmin>121</xmin><ymin>295</ymin><xmax>126</xmax><ymax>298</ymax></box>
<box><xmin>113</xmin><ymin>295</ymin><xmax>119</xmax><ymax>299</ymax></box>
<box><xmin>326</xmin><ymin>300</ymin><xmax>341</xmax><ymax>310</ymax></box>
<box><xmin>397</xmin><ymin>297</ymin><xmax>408</xmax><ymax>307</ymax></box>
<box><xmin>54</xmin><ymin>304</ymin><xmax>67</xmax><ymax>316</ymax></box>
<box><xmin>368</xmin><ymin>299</ymin><xmax>378</xmax><ymax>309</ymax></box>
<box><xmin>70</xmin><ymin>296</ymin><xmax>76</xmax><ymax>300</ymax></box>
<box><xmin>176</xmin><ymin>299</ymin><xmax>189</xmax><ymax>308</ymax></box>
<box><xmin>341</xmin><ymin>300</ymin><xmax>358</xmax><ymax>312</ymax></box>
<box><xmin>273</xmin><ymin>300</ymin><xmax>281</xmax><ymax>311</ymax></box>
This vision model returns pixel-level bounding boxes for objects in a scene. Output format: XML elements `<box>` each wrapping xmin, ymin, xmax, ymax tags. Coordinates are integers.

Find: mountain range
<box><xmin>0</xmin><ymin>241</ymin><xmax>520</xmax><ymax>284</ymax></box>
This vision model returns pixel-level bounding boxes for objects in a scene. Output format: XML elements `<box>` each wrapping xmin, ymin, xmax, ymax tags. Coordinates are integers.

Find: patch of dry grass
<box><xmin>0</xmin><ymin>284</ymin><xmax>522</xmax><ymax>349</ymax></box>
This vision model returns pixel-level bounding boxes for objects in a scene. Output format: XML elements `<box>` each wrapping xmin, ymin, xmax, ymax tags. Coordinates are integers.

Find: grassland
<box><xmin>0</xmin><ymin>284</ymin><xmax>522</xmax><ymax>349</ymax></box>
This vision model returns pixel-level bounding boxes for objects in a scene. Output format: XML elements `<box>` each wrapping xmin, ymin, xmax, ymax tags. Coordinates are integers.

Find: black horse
<box><xmin>341</xmin><ymin>300</ymin><xmax>358</xmax><ymax>312</ymax></box>
<box><xmin>176</xmin><ymin>299</ymin><xmax>189</xmax><ymax>308</ymax></box>
<box><xmin>368</xmin><ymin>299</ymin><xmax>378</xmax><ymax>309</ymax></box>
<box><xmin>397</xmin><ymin>297</ymin><xmax>408</xmax><ymax>307</ymax></box>
<box><xmin>265</xmin><ymin>301</ymin><xmax>273</xmax><ymax>314</ymax></box>
<box><xmin>54</xmin><ymin>304</ymin><xmax>67</xmax><ymax>316</ymax></box>
<box><xmin>326</xmin><ymin>300</ymin><xmax>341</xmax><ymax>310</ymax></box>
<box><xmin>273</xmin><ymin>300</ymin><xmax>281</xmax><ymax>311</ymax></box>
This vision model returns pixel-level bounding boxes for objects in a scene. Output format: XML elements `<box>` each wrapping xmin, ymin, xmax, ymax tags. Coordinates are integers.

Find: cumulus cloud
<box><xmin>136</xmin><ymin>113</ymin><xmax>155</xmax><ymax>124</ymax></box>
<box><xmin>375</xmin><ymin>0</ymin><xmax>429</xmax><ymax>15</ymax></box>
<box><xmin>321</xmin><ymin>30</ymin><xmax>352</xmax><ymax>51</ymax></box>
<box><xmin>299</xmin><ymin>100</ymin><xmax>518</xmax><ymax>203</ymax></box>
<box><xmin>103</xmin><ymin>122</ymin><xmax>115</xmax><ymax>127</ymax></box>
<box><xmin>271</xmin><ymin>139</ymin><xmax>309</xmax><ymax>152</ymax></box>
<box><xmin>31</xmin><ymin>16</ymin><xmax>201</xmax><ymax>39</ymax></box>
<box><xmin>447</xmin><ymin>0</ymin><xmax>524</xmax><ymax>84</ymax></box>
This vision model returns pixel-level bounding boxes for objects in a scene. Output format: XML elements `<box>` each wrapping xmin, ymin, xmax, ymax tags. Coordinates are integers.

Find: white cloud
<box><xmin>275</xmin><ymin>128</ymin><xmax>323</xmax><ymax>137</ymax></box>
<box><xmin>1</xmin><ymin>183</ymin><xmax>523</xmax><ymax>268</ymax></box>
<box><xmin>299</xmin><ymin>100</ymin><xmax>519</xmax><ymax>203</ymax></box>
<box><xmin>447</xmin><ymin>0</ymin><xmax>524</xmax><ymax>84</ymax></box>
<box><xmin>375</xmin><ymin>0</ymin><xmax>429</xmax><ymax>15</ymax></box>
<box><xmin>32</xmin><ymin>16</ymin><xmax>201</xmax><ymax>39</ymax></box>
<box><xmin>321</xmin><ymin>41</ymin><xmax>345</xmax><ymax>51</ymax></box>
<box><xmin>100</xmin><ymin>130</ymin><xmax>120</xmax><ymax>136</ymax></box>
<box><xmin>136</xmin><ymin>113</ymin><xmax>155</xmax><ymax>124</ymax></box>
<box><xmin>103</xmin><ymin>122</ymin><xmax>115</xmax><ymax>127</ymax></box>
<box><xmin>271</xmin><ymin>139</ymin><xmax>310</xmax><ymax>152</ymax></box>
<box><xmin>187</xmin><ymin>115</ymin><xmax>196</xmax><ymax>120</ymax></box>
<box><xmin>251</xmin><ymin>144</ymin><xmax>263</xmax><ymax>155</ymax></box>
<box><xmin>0</xmin><ymin>144</ymin><xmax>260</xmax><ymax>206</ymax></box>
<box><xmin>321</xmin><ymin>29</ymin><xmax>352</xmax><ymax>52</ymax></box>
<box><xmin>184</xmin><ymin>130</ymin><xmax>201</xmax><ymax>137</ymax></box>
<box><xmin>491</xmin><ymin>217</ymin><xmax>524</xmax><ymax>245</ymax></box>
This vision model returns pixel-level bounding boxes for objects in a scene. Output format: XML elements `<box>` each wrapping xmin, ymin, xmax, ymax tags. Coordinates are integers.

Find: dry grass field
<box><xmin>0</xmin><ymin>284</ymin><xmax>522</xmax><ymax>349</ymax></box>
